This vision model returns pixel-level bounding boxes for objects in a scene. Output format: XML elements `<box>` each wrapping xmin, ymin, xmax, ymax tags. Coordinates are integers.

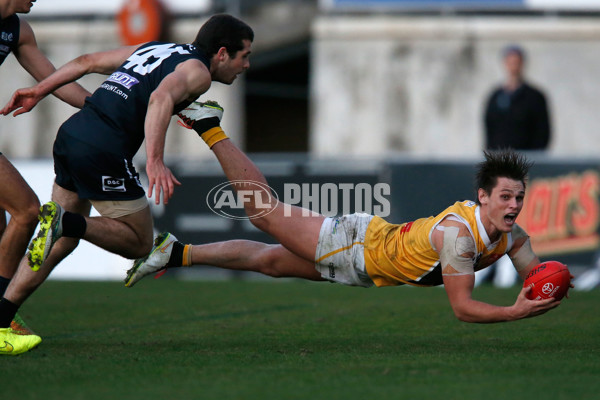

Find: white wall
<box><xmin>4</xmin><ymin>14</ymin><xmax>600</xmax><ymax>161</ymax></box>
<box><xmin>311</xmin><ymin>16</ymin><xmax>600</xmax><ymax>158</ymax></box>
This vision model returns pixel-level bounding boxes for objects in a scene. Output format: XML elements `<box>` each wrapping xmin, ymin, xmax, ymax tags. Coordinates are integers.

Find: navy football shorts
<box><xmin>53</xmin><ymin>131</ymin><xmax>145</xmax><ymax>201</ymax></box>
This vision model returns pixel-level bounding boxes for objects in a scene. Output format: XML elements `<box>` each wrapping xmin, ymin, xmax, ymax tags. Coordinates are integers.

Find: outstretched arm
<box><xmin>508</xmin><ymin>224</ymin><xmax>540</xmax><ymax>279</ymax></box>
<box><xmin>435</xmin><ymin>219</ymin><xmax>559</xmax><ymax>323</ymax></box>
<box><xmin>2</xmin><ymin>44</ymin><xmax>136</xmax><ymax>116</ymax></box>
<box><xmin>14</xmin><ymin>19</ymin><xmax>91</xmax><ymax>108</ymax></box>
<box><xmin>144</xmin><ymin>59</ymin><xmax>211</xmax><ymax>205</ymax></box>
<box><xmin>443</xmin><ymin>274</ymin><xmax>559</xmax><ymax>323</ymax></box>
<box><xmin>509</xmin><ymin>224</ymin><xmax>574</xmax><ymax>296</ymax></box>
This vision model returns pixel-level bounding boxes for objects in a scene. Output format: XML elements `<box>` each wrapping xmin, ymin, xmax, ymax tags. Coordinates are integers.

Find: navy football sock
<box><xmin>0</xmin><ymin>297</ymin><xmax>19</xmax><ymax>328</ymax></box>
<box><xmin>62</xmin><ymin>211</ymin><xmax>87</xmax><ymax>238</ymax></box>
<box><xmin>0</xmin><ymin>276</ymin><xmax>9</xmax><ymax>297</ymax></box>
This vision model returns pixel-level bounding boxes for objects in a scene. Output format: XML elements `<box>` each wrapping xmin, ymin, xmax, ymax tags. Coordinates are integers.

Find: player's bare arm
<box><xmin>144</xmin><ymin>60</ymin><xmax>210</xmax><ymax>205</ymax></box>
<box><xmin>507</xmin><ymin>223</ymin><xmax>539</xmax><ymax>280</ymax></box>
<box><xmin>1</xmin><ymin>45</ymin><xmax>137</xmax><ymax>116</ymax></box>
<box><xmin>13</xmin><ymin>19</ymin><xmax>91</xmax><ymax>108</ymax></box>
<box><xmin>509</xmin><ymin>223</ymin><xmax>575</xmax><ymax>296</ymax></box>
<box><xmin>435</xmin><ymin>218</ymin><xmax>558</xmax><ymax>323</ymax></box>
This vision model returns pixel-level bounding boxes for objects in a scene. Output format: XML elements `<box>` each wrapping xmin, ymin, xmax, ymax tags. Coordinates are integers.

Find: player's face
<box><xmin>214</xmin><ymin>39</ymin><xmax>252</xmax><ymax>84</ymax></box>
<box><xmin>478</xmin><ymin>177</ymin><xmax>525</xmax><ymax>240</ymax></box>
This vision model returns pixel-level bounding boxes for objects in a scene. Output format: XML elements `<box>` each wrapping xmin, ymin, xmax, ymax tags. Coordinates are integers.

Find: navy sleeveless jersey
<box><xmin>0</xmin><ymin>14</ymin><xmax>20</xmax><ymax>66</ymax></box>
<box><xmin>61</xmin><ymin>42</ymin><xmax>210</xmax><ymax>157</ymax></box>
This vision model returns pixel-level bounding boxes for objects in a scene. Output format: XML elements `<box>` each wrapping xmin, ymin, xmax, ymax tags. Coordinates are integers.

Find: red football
<box><xmin>524</xmin><ymin>261</ymin><xmax>571</xmax><ymax>300</ymax></box>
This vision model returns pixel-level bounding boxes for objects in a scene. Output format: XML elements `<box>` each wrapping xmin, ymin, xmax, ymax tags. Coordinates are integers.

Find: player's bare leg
<box><xmin>210</xmin><ymin>139</ymin><xmax>325</xmax><ymax>262</ymax></box>
<box><xmin>83</xmin><ymin>208</ymin><xmax>154</xmax><ymax>258</ymax></box>
<box><xmin>0</xmin><ymin>156</ymin><xmax>40</xmax><ymax>335</ymax></box>
<box><xmin>189</xmin><ymin>240</ymin><xmax>323</xmax><ymax>280</ymax></box>
<box><xmin>0</xmin><ymin>155</ymin><xmax>40</xmax><ymax>280</ymax></box>
<box><xmin>126</xmin><ymin>235</ymin><xmax>324</xmax><ymax>287</ymax></box>
<box><xmin>3</xmin><ymin>184</ymin><xmax>92</xmax><ymax>306</ymax></box>
<box><xmin>177</xmin><ymin>101</ymin><xmax>325</xmax><ymax>262</ymax></box>
<box><xmin>48</xmin><ymin>183</ymin><xmax>154</xmax><ymax>258</ymax></box>
<box><xmin>6</xmin><ymin>183</ymin><xmax>154</xmax><ymax>305</ymax></box>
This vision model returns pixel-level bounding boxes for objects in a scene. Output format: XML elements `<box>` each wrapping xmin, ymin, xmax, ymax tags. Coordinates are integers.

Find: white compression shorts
<box><xmin>314</xmin><ymin>213</ymin><xmax>375</xmax><ymax>288</ymax></box>
<box><xmin>91</xmin><ymin>197</ymin><xmax>148</xmax><ymax>218</ymax></box>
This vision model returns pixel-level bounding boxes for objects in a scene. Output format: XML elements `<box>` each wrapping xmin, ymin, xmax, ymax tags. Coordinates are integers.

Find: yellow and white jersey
<box><xmin>363</xmin><ymin>200</ymin><xmax>512</xmax><ymax>287</ymax></box>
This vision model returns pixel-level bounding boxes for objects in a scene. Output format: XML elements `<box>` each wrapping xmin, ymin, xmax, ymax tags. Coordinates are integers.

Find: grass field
<box><xmin>2</xmin><ymin>278</ymin><xmax>599</xmax><ymax>400</ymax></box>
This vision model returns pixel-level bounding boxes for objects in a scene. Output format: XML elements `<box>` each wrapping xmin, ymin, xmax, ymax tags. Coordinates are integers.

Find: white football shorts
<box><xmin>314</xmin><ymin>213</ymin><xmax>375</xmax><ymax>288</ymax></box>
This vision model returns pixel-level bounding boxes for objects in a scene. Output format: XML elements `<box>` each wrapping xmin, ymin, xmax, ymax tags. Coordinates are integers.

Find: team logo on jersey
<box><xmin>106</xmin><ymin>72</ymin><xmax>139</xmax><ymax>90</ymax></box>
<box><xmin>1</xmin><ymin>32</ymin><xmax>13</xmax><ymax>42</ymax></box>
<box><xmin>102</xmin><ymin>176</ymin><xmax>126</xmax><ymax>192</ymax></box>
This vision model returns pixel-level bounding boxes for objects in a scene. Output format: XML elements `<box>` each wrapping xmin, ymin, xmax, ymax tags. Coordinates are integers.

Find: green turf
<box><xmin>2</xmin><ymin>279</ymin><xmax>599</xmax><ymax>400</ymax></box>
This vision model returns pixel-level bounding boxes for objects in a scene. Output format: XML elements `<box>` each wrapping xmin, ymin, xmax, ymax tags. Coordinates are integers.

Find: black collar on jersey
<box><xmin>190</xmin><ymin>45</ymin><xmax>210</xmax><ymax>70</ymax></box>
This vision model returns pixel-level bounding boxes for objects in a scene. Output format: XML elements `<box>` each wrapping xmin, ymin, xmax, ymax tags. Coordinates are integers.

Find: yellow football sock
<box><xmin>182</xmin><ymin>244</ymin><xmax>193</xmax><ymax>267</ymax></box>
<box><xmin>200</xmin><ymin>127</ymin><xmax>229</xmax><ymax>148</ymax></box>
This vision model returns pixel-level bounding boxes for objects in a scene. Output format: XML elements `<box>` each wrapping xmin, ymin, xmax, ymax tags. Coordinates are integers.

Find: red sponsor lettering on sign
<box><xmin>519</xmin><ymin>170</ymin><xmax>600</xmax><ymax>256</ymax></box>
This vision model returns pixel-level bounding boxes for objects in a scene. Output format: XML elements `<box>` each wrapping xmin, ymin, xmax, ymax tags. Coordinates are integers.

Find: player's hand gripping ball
<box><xmin>524</xmin><ymin>261</ymin><xmax>571</xmax><ymax>300</ymax></box>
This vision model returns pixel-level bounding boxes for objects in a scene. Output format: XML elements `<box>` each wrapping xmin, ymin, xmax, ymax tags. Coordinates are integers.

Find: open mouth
<box><xmin>504</xmin><ymin>213</ymin><xmax>517</xmax><ymax>225</ymax></box>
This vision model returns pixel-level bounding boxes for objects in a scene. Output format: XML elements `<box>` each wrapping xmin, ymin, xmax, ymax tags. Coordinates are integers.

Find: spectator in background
<box><xmin>484</xmin><ymin>44</ymin><xmax>551</xmax><ymax>151</ymax></box>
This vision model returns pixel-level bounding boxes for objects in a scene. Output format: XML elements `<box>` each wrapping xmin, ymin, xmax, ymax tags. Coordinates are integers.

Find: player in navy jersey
<box><xmin>0</xmin><ymin>13</ymin><xmax>253</xmax><ymax>355</ymax></box>
<box><xmin>0</xmin><ymin>0</ymin><xmax>90</xmax><ymax>352</ymax></box>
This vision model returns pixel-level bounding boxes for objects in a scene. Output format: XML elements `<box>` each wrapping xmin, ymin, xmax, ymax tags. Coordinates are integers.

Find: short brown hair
<box><xmin>192</xmin><ymin>14</ymin><xmax>254</xmax><ymax>58</ymax></box>
<box><xmin>475</xmin><ymin>150</ymin><xmax>533</xmax><ymax>204</ymax></box>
